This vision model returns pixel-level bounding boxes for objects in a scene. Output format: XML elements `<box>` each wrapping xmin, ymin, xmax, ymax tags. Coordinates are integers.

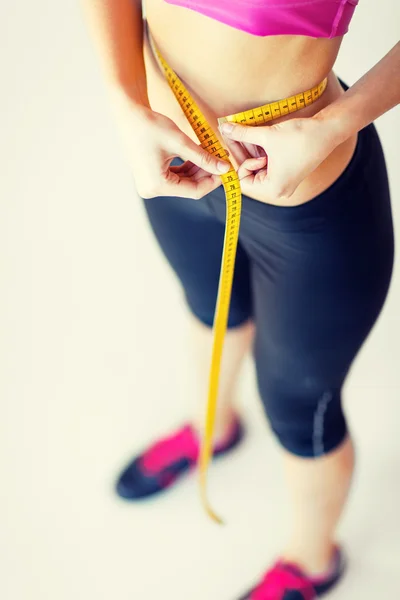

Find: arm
<box><xmin>317</xmin><ymin>42</ymin><xmax>400</xmax><ymax>144</ymax></box>
<box><xmin>80</xmin><ymin>0</ymin><xmax>230</xmax><ymax>199</ymax></box>
<box><xmin>80</xmin><ymin>0</ymin><xmax>150</xmax><ymax>111</ymax></box>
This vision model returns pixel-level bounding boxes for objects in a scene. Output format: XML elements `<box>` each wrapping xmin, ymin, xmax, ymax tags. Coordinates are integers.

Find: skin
<box><xmin>142</xmin><ymin>0</ymin><xmax>358</xmax><ymax>206</ymax></box>
<box><xmin>81</xmin><ymin>0</ymin><xmax>400</xmax><ymax>581</ymax></box>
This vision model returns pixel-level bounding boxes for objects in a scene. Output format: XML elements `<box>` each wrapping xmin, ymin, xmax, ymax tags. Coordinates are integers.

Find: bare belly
<box><xmin>142</xmin><ymin>0</ymin><xmax>358</xmax><ymax>206</ymax></box>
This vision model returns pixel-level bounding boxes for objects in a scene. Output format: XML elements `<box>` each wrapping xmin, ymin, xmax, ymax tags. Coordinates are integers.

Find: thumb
<box><xmin>219</xmin><ymin>121</ymin><xmax>267</xmax><ymax>145</ymax></box>
<box><xmin>181</xmin><ymin>137</ymin><xmax>231</xmax><ymax>175</ymax></box>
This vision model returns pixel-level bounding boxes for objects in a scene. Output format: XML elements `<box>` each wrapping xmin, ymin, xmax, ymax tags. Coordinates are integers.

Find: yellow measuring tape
<box><xmin>148</xmin><ymin>28</ymin><xmax>327</xmax><ymax>523</ymax></box>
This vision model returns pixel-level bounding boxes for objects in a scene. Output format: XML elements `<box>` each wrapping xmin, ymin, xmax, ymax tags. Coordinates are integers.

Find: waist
<box><xmin>144</xmin><ymin>18</ymin><xmax>345</xmax><ymax>125</ymax></box>
<box><xmin>142</xmin><ymin>18</ymin><xmax>358</xmax><ymax>207</ymax></box>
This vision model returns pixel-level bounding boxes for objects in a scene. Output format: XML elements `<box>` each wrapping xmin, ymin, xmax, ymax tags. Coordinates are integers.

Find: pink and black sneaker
<box><xmin>115</xmin><ymin>416</ymin><xmax>244</xmax><ymax>499</ymax></box>
<box><xmin>238</xmin><ymin>546</ymin><xmax>346</xmax><ymax>600</ymax></box>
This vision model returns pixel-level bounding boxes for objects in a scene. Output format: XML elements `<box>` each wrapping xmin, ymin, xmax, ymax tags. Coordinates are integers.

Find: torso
<box><xmin>142</xmin><ymin>0</ymin><xmax>358</xmax><ymax>206</ymax></box>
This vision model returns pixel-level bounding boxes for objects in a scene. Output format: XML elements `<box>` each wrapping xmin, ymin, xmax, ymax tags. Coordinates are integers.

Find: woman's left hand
<box><xmin>218</xmin><ymin>115</ymin><xmax>340</xmax><ymax>203</ymax></box>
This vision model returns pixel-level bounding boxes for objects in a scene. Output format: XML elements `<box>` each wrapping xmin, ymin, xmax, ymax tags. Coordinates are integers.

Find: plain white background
<box><xmin>1</xmin><ymin>2</ymin><xmax>399</xmax><ymax>599</ymax></box>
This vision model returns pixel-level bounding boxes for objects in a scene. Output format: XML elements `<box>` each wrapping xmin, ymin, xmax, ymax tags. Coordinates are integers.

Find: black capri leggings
<box><xmin>140</xmin><ymin>117</ymin><xmax>394</xmax><ymax>458</ymax></box>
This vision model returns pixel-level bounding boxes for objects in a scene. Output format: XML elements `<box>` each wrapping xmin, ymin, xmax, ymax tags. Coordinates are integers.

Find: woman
<box><xmin>82</xmin><ymin>1</ymin><xmax>399</xmax><ymax>597</ymax></box>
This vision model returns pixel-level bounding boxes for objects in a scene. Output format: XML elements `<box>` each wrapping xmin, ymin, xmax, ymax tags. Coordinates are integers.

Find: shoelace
<box><xmin>140</xmin><ymin>425</ymin><xmax>199</xmax><ymax>474</ymax></box>
<box><xmin>251</xmin><ymin>561</ymin><xmax>316</xmax><ymax>600</ymax></box>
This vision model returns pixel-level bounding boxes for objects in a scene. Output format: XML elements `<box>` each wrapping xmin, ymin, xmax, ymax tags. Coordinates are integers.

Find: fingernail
<box><xmin>220</xmin><ymin>123</ymin><xmax>234</xmax><ymax>134</ymax></box>
<box><xmin>217</xmin><ymin>160</ymin><xmax>230</xmax><ymax>173</ymax></box>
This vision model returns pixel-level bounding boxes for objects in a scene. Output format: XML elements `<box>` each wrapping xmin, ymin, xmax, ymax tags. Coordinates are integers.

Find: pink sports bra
<box><xmin>164</xmin><ymin>0</ymin><xmax>359</xmax><ymax>38</ymax></box>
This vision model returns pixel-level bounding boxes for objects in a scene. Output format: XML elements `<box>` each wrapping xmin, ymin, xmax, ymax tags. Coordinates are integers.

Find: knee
<box><xmin>257</xmin><ymin>371</ymin><xmax>348</xmax><ymax>458</ymax></box>
<box><xmin>184</xmin><ymin>290</ymin><xmax>252</xmax><ymax>329</ymax></box>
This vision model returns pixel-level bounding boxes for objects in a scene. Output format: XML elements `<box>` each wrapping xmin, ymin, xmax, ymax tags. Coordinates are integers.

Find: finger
<box><xmin>241</xmin><ymin>141</ymin><xmax>262</xmax><ymax>158</ymax></box>
<box><xmin>181</xmin><ymin>165</ymin><xmax>215</xmax><ymax>181</ymax></box>
<box><xmin>220</xmin><ymin>138</ymin><xmax>250</xmax><ymax>169</ymax></box>
<box><xmin>219</xmin><ymin>121</ymin><xmax>267</xmax><ymax>145</ymax></box>
<box><xmin>169</xmin><ymin>160</ymin><xmax>199</xmax><ymax>177</ymax></box>
<box><xmin>176</xmin><ymin>137</ymin><xmax>230</xmax><ymax>175</ymax></box>
<box><xmin>237</xmin><ymin>156</ymin><xmax>267</xmax><ymax>179</ymax></box>
<box><xmin>169</xmin><ymin>160</ymin><xmax>191</xmax><ymax>173</ymax></box>
<box><xmin>218</xmin><ymin>128</ymin><xmax>252</xmax><ymax>157</ymax></box>
<box><xmin>165</xmin><ymin>170</ymin><xmax>222</xmax><ymax>199</ymax></box>
<box><xmin>170</xmin><ymin>162</ymin><xmax>224</xmax><ymax>183</ymax></box>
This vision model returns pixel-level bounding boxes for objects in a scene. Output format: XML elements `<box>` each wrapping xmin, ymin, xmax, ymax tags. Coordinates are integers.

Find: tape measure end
<box><xmin>200</xmin><ymin>484</ymin><xmax>224</xmax><ymax>525</ymax></box>
<box><xmin>207</xmin><ymin>508</ymin><xmax>224</xmax><ymax>526</ymax></box>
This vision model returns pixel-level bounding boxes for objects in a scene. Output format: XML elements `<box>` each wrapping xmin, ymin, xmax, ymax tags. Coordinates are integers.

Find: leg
<box><xmin>282</xmin><ymin>437</ymin><xmax>355</xmax><ymax>573</ymax></box>
<box><xmin>236</xmin><ymin>122</ymin><xmax>394</xmax><ymax>590</ymax></box>
<box><xmin>186</xmin><ymin>314</ymin><xmax>255</xmax><ymax>440</ymax></box>
<box><xmin>141</xmin><ymin>158</ymin><xmax>254</xmax><ymax>440</ymax></box>
<box><xmin>116</xmin><ymin>159</ymin><xmax>254</xmax><ymax>500</ymax></box>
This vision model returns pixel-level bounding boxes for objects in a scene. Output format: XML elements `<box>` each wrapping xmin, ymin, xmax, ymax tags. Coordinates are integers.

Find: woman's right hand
<box><xmin>112</xmin><ymin>97</ymin><xmax>231</xmax><ymax>200</ymax></box>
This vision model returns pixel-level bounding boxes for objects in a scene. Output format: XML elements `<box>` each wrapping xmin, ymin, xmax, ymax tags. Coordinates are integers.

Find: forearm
<box><xmin>81</xmin><ymin>0</ymin><xmax>150</xmax><ymax>109</ymax></box>
<box><xmin>317</xmin><ymin>41</ymin><xmax>400</xmax><ymax>145</ymax></box>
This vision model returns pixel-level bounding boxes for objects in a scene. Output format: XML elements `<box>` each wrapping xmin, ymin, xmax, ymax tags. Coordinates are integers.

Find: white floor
<box><xmin>1</xmin><ymin>2</ymin><xmax>400</xmax><ymax>599</ymax></box>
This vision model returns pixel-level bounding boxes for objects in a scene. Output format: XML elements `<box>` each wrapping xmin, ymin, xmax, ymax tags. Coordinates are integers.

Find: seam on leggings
<box><xmin>312</xmin><ymin>390</ymin><xmax>333</xmax><ymax>457</ymax></box>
